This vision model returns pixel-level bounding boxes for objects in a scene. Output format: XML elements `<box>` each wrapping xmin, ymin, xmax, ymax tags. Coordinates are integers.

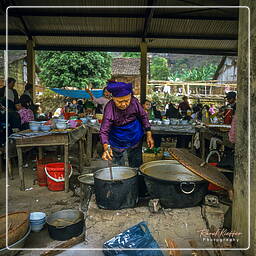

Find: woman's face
<box><xmin>143</xmin><ymin>101</ymin><xmax>151</xmax><ymax>111</ymax></box>
<box><xmin>113</xmin><ymin>94</ymin><xmax>132</xmax><ymax>110</ymax></box>
<box><xmin>15</xmin><ymin>103</ymin><xmax>22</xmax><ymax>111</ymax></box>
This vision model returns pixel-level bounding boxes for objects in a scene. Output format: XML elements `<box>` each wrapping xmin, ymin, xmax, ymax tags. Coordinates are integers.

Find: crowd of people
<box><xmin>0</xmin><ymin>78</ymin><xmax>237</xmax><ymax>153</ymax></box>
<box><xmin>0</xmin><ymin>78</ymin><xmax>37</xmax><ymax>146</ymax></box>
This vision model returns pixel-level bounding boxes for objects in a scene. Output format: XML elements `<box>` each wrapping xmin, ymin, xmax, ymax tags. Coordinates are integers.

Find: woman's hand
<box><xmin>102</xmin><ymin>144</ymin><xmax>113</xmax><ymax>161</ymax></box>
<box><xmin>146</xmin><ymin>131</ymin><xmax>154</xmax><ymax>149</ymax></box>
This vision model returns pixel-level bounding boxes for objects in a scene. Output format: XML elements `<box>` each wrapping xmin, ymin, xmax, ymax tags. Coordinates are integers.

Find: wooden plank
<box><xmin>169</xmin><ymin>148</ymin><xmax>233</xmax><ymax>191</ymax></box>
<box><xmin>189</xmin><ymin>240</ymin><xmax>210</xmax><ymax>256</ymax></box>
<box><xmin>40</xmin><ymin>235</ymin><xmax>84</xmax><ymax>256</ymax></box>
<box><xmin>165</xmin><ymin>238</ymin><xmax>181</xmax><ymax>256</ymax></box>
<box><xmin>17</xmin><ymin>147</ymin><xmax>25</xmax><ymax>191</ymax></box>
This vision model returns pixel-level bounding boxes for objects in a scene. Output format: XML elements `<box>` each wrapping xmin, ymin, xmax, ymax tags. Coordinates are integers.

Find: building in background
<box><xmin>0</xmin><ymin>50</ymin><xmax>44</xmax><ymax>96</ymax></box>
<box><xmin>111</xmin><ymin>58</ymin><xmax>149</xmax><ymax>95</ymax></box>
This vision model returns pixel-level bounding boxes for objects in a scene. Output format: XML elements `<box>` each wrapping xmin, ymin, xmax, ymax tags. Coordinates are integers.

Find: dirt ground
<box><xmin>0</xmin><ymin>149</ymin><xmax>242</xmax><ymax>256</ymax></box>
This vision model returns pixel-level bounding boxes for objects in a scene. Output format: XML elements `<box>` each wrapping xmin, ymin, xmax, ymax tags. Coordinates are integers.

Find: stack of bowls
<box><xmin>29</xmin><ymin>121</ymin><xmax>41</xmax><ymax>131</ymax></box>
<box><xmin>29</xmin><ymin>212</ymin><xmax>46</xmax><ymax>232</ymax></box>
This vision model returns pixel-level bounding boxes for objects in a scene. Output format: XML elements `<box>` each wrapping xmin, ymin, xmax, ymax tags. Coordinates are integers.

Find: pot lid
<box><xmin>168</xmin><ymin>148</ymin><xmax>233</xmax><ymax>191</ymax></box>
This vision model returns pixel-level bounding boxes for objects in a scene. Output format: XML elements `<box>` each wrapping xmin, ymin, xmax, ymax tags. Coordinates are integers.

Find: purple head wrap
<box><xmin>106</xmin><ymin>82</ymin><xmax>133</xmax><ymax>97</ymax></box>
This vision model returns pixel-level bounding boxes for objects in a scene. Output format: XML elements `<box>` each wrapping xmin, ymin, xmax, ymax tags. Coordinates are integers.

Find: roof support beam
<box><xmin>0</xmin><ymin>44</ymin><xmax>237</xmax><ymax>55</ymax></box>
<box><xmin>7</xmin><ymin>9</ymin><xmax>238</xmax><ymax>21</ymax></box>
<box><xmin>7</xmin><ymin>0</ymin><xmax>32</xmax><ymax>39</ymax></box>
<box><xmin>140</xmin><ymin>41</ymin><xmax>148</xmax><ymax>103</ymax></box>
<box><xmin>142</xmin><ymin>0</ymin><xmax>157</xmax><ymax>40</ymax></box>
<box><xmin>2</xmin><ymin>30</ymin><xmax>237</xmax><ymax>41</ymax></box>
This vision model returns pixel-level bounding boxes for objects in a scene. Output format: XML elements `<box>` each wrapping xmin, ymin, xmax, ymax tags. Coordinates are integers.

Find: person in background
<box><xmin>69</xmin><ymin>99</ymin><xmax>78</xmax><ymax>113</ymax></box>
<box><xmin>152</xmin><ymin>103</ymin><xmax>162</xmax><ymax>120</ymax></box>
<box><xmin>84</xmin><ymin>100</ymin><xmax>96</xmax><ymax>116</ymax></box>
<box><xmin>100</xmin><ymin>81</ymin><xmax>154</xmax><ymax>168</ymax></box>
<box><xmin>228</xmin><ymin>113</ymin><xmax>237</xmax><ymax>144</ymax></box>
<box><xmin>16</xmin><ymin>95</ymin><xmax>35</xmax><ymax>130</ymax></box>
<box><xmin>165</xmin><ymin>103</ymin><xmax>180</xmax><ymax>119</ymax></box>
<box><xmin>77</xmin><ymin>99</ymin><xmax>85</xmax><ymax>114</ymax></box>
<box><xmin>142</xmin><ymin>99</ymin><xmax>162</xmax><ymax>148</ymax></box>
<box><xmin>23</xmin><ymin>83</ymin><xmax>33</xmax><ymax>99</ymax></box>
<box><xmin>85</xmin><ymin>87</ymin><xmax>111</xmax><ymax>113</ymax></box>
<box><xmin>209</xmin><ymin>104</ymin><xmax>215</xmax><ymax>115</ymax></box>
<box><xmin>0</xmin><ymin>77</ymin><xmax>19</xmax><ymax>111</ymax></box>
<box><xmin>178</xmin><ymin>96</ymin><xmax>191</xmax><ymax>117</ymax></box>
<box><xmin>225</xmin><ymin>91</ymin><xmax>236</xmax><ymax>114</ymax></box>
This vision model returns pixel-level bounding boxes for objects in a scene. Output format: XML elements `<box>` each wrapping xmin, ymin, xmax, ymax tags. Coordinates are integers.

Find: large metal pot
<box><xmin>94</xmin><ymin>167</ymin><xmax>138</xmax><ymax>210</ymax></box>
<box><xmin>46</xmin><ymin>209</ymin><xmax>84</xmax><ymax>241</ymax></box>
<box><xmin>140</xmin><ymin>160</ymin><xmax>208</xmax><ymax>208</ymax></box>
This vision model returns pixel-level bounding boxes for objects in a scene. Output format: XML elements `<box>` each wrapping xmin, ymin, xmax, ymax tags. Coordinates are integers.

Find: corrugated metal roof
<box><xmin>1</xmin><ymin>1</ymin><xmax>240</xmax><ymax>55</ymax></box>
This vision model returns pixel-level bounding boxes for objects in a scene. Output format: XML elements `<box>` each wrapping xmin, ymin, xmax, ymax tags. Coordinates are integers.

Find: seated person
<box><xmin>16</xmin><ymin>95</ymin><xmax>34</xmax><ymax>130</ymax></box>
<box><xmin>165</xmin><ymin>103</ymin><xmax>180</xmax><ymax>119</ymax></box>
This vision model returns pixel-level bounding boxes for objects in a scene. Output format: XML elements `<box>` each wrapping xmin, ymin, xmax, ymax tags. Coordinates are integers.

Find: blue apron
<box><xmin>109</xmin><ymin>119</ymin><xmax>144</xmax><ymax>149</ymax></box>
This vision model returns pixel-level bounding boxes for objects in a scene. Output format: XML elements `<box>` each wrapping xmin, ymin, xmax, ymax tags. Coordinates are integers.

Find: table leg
<box><xmin>17</xmin><ymin>147</ymin><xmax>25</xmax><ymax>191</ymax></box>
<box><xmin>64</xmin><ymin>145</ymin><xmax>69</xmax><ymax>192</ymax></box>
<box><xmin>201</xmin><ymin>133</ymin><xmax>206</xmax><ymax>160</ymax></box>
<box><xmin>86</xmin><ymin>128</ymin><xmax>92</xmax><ymax>165</ymax></box>
<box><xmin>79</xmin><ymin>139</ymin><xmax>83</xmax><ymax>173</ymax></box>
<box><xmin>8</xmin><ymin>158</ymin><xmax>13</xmax><ymax>180</ymax></box>
<box><xmin>38</xmin><ymin>147</ymin><xmax>43</xmax><ymax>160</ymax></box>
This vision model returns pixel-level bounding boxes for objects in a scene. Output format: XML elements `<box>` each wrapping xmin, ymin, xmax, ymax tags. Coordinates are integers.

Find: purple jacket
<box><xmin>100</xmin><ymin>96</ymin><xmax>151</xmax><ymax>145</ymax></box>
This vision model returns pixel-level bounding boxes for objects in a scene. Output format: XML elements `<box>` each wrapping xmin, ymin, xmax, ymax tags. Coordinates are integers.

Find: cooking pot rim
<box><xmin>46</xmin><ymin>209</ymin><xmax>84</xmax><ymax>226</ymax></box>
<box><xmin>94</xmin><ymin>166</ymin><xmax>138</xmax><ymax>181</ymax></box>
<box><xmin>140</xmin><ymin>160</ymin><xmax>204</xmax><ymax>182</ymax></box>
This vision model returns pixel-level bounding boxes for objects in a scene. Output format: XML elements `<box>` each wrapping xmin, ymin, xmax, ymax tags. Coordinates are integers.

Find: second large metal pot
<box><xmin>94</xmin><ymin>167</ymin><xmax>138</xmax><ymax>210</ymax></box>
<box><xmin>140</xmin><ymin>160</ymin><xmax>208</xmax><ymax>208</ymax></box>
<box><xmin>46</xmin><ymin>209</ymin><xmax>84</xmax><ymax>241</ymax></box>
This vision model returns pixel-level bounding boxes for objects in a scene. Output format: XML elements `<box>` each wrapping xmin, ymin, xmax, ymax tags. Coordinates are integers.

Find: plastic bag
<box><xmin>103</xmin><ymin>221</ymin><xmax>164</xmax><ymax>256</ymax></box>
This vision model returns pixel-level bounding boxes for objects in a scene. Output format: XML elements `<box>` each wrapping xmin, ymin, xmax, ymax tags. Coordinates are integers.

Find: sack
<box><xmin>217</xmin><ymin>149</ymin><xmax>234</xmax><ymax>170</ymax></box>
<box><xmin>103</xmin><ymin>221</ymin><xmax>164</xmax><ymax>256</ymax></box>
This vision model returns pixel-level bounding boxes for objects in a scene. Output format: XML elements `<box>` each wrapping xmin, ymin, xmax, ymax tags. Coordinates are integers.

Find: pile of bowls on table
<box><xmin>29</xmin><ymin>212</ymin><xmax>46</xmax><ymax>232</ymax></box>
<box><xmin>29</xmin><ymin>121</ymin><xmax>52</xmax><ymax>132</ymax></box>
<box><xmin>55</xmin><ymin>119</ymin><xmax>68</xmax><ymax>129</ymax></box>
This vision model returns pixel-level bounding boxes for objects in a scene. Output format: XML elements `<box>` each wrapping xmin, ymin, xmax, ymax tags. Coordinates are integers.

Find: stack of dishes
<box><xmin>29</xmin><ymin>212</ymin><xmax>46</xmax><ymax>232</ymax></box>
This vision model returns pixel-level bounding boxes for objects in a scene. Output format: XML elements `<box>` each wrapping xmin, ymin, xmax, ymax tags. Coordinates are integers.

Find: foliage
<box><xmin>36</xmin><ymin>51</ymin><xmax>112</xmax><ymax>89</ymax></box>
<box><xmin>121</xmin><ymin>52</ymin><xmax>141</xmax><ymax>58</ymax></box>
<box><xmin>170</xmin><ymin>64</ymin><xmax>218</xmax><ymax>82</ymax></box>
<box><xmin>150</xmin><ymin>57</ymin><xmax>170</xmax><ymax>80</ymax></box>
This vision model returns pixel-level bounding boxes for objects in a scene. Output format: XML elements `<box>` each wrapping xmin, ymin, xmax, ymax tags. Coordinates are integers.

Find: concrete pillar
<box><xmin>140</xmin><ymin>42</ymin><xmax>147</xmax><ymax>103</ymax></box>
<box><xmin>26</xmin><ymin>39</ymin><xmax>35</xmax><ymax>100</ymax></box>
<box><xmin>232</xmin><ymin>2</ymin><xmax>255</xmax><ymax>254</ymax></box>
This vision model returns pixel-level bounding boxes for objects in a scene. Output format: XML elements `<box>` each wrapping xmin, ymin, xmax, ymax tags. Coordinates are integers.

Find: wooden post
<box><xmin>140</xmin><ymin>42</ymin><xmax>147</xmax><ymax>103</ymax></box>
<box><xmin>26</xmin><ymin>39</ymin><xmax>35</xmax><ymax>100</ymax></box>
<box><xmin>232</xmin><ymin>2</ymin><xmax>255</xmax><ymax>254</ymax></box>
<box><xmin>64</xmin><ymin>145</ymin><xmax>69</xmax><ymax>192</ymax></box>
<box><xmin>17</xmin><ymin>148</ymin><xmax>25</xmax><ymax>191</ymax></box>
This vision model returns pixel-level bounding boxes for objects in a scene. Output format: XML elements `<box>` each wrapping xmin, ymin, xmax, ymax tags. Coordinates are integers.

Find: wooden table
<box><xmin>196</xmin><ymin>126</ymin><xmax>234</xmax><ymax>160</ymax></box>
<box><xmin>12</xmin><ymin>126</ymin><xmax>88</xmax><ymax>192</ymax></box>
<box><xmin>85</xmin><ymin>124</ymin><xmax>196</xmax><ymax>164</ymax></box>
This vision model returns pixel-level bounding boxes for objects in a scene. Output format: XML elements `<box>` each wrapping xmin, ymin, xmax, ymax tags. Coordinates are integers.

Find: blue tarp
<box><xmin>50</xmin><ymin>88</ymin><xmax>103</xmax><ymax>99</ymax></box>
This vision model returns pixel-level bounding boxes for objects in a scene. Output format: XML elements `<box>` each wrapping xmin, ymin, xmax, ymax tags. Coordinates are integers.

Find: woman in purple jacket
<box><xmin>100</xmin><ymin>81</ymin><xmax>154</xmax><ymax>168</ymax></box>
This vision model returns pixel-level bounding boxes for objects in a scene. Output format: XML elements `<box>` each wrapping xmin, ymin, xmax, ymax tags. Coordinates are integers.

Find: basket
<box><xmin>142</xmin><ymin>151</ymin><xmax>163</xmax><ymax>163</ymax></box>
<box><xmin>0</xmin><ymin>212</ymin><xmax>29</xmax><ymax>248</ymax></box>
<box><xmin>36</xmin><ymin>158</ymin><xmax>57</xmax><ymax>186</ymax></box>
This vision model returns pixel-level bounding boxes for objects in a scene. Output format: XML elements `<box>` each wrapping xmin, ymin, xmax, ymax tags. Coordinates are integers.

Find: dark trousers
<box><xmin>176</xmin><ymin>135</ymin><xmax>192</xmax><ymax>148</ymax></box>
<box><xmin>112</xmin><ymin>142</ymin><xmax>143</xmax><ymax>168</ymax></box>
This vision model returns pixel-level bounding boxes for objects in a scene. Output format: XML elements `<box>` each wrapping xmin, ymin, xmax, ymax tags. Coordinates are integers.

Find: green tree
<box><xmin>150</xmin><ymin>57</ymin><xmax>170</xmax><ymax>80</ymax></box>
<box><xmin>170</xmin><ymin>64</ymin><xmax>217</xmax><ymax>82</ymax></box>
<box><xmin>121</xmin><ymin>52</ymin><xmax>140</xmax><ymax>58</ymax></box>
<box><xmin>36</xmin><ymin>51</ymin><xmax>112</xmax><ymax>89</ymax></box>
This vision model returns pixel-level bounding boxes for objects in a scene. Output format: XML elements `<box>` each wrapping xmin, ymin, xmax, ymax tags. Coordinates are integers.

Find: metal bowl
<box><xmin>0</xmin><ymin>226</ymin><xmax>31</xmax><ymax>256</ymax></box>
<box><xmin>78</xmin><ymin>173</ymin><xmax>94</xmax><ymax>186</ymax></box>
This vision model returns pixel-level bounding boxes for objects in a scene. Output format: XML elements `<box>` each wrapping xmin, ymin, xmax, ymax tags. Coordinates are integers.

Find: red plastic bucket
<box><xmin>45</xmin><ymin>163</ymin><xmax>72</xmax><ymax>191</ymax></box>
<box><xmin>36</xmin><ymin>158</ymin><xmax>56</xmax><ymax>186</ymax></box>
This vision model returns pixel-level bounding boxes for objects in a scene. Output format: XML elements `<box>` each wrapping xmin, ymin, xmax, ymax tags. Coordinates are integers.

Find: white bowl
<box><xmin>30</xmin><ymin>212</ymin><xmax>46</xmax><ymax>221</ymax></box>
<box><xmin>31</xmin><ymin>223</ymin><xmax>45</xmax><ymax>232</ymax></box>
<box><xmin>157</xmin><ymin>121</ymin><xmax>162</xmax><ymax>125</ymax></box>
<box><xmin>90</xmin><ymin>119</ymin><xmax>97</xmax><ymax>125</ymax></box>
<box><xmin>56</xmin><ymin>123</ymin><xmax>67</xmax><ymax>129</ymax></box>
<box><xmin>162</xmin><ymin>120</ymin><xmax>170</xmax><ymax>125</ymax></box>
<box><xmin>40</xmin><ymin>125</ymin><xmax>51</xmax><ymax>131</ymax></box>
